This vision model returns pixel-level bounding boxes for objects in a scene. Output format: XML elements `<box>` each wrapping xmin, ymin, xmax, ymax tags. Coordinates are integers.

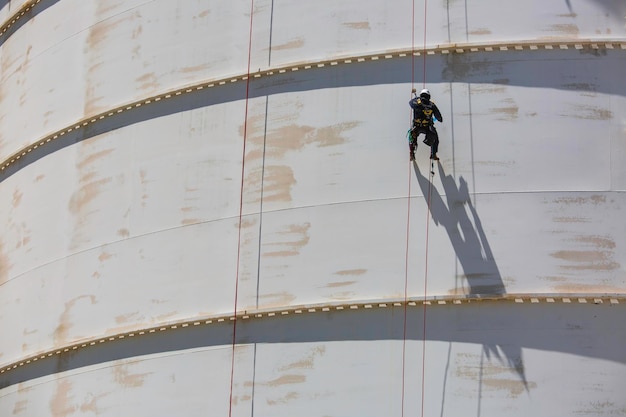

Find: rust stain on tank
<box><xmin>490</xmin><ymin>98</ymin><xmax>518</xmax><ymax>121</ymax></box>
<box><xmin>552</xmin><ymin>282</ymin><xmax>626</xmax><ymax>293</ymax></box>
<box><xmin>471</xmin><ymin>85</ymin><xmax>506</xmax><ymax>94</ymax></box>
<box><xmin>54</xmin><ymin>295</ymin><xmax>97</xmax><ymax>345</ymax></box>
<box><xmin>335</xmin><ymin>269</ymin><xmax>366</xmax><ymax>276</ymax></box>
<box><xmin>263</xmin><ymin>165</ymin><xmax>296</xmax><ymax>202</ymax></box>
<box><xmin>181</xmin><ymin>63</ymin><xmax>210</xmax><ymax>74</ymax></box>
<box><xmin>279</xmin><ymin>346</ymin><xmax>326</xmax><ymax>371</ymax></box>
<box><xmin>50</xmin><ymin>380</ymin><xmax>75</xmax><ymax>417</ymax></box>
<box><xmin>551</xmin><ymin>250</ymin><xmax>619</xmax><ymax>271</ymax></box>
<box><xmin>93</xmin><ymin>1</ymin><xmax>122</xmax><ymax>15</ymax></box>
<box><xmin>157</xmin><ymin>311</ymin><xmax>178</xmax><ymax>321</ymax></box>
<box><xmin>12</xmin><ymin>222</ymin><xmax>32</xmax><ymax>250</ymax></box>
<box><xmin>552</xmin><ymin>233</ymin><xmax>619</xmax><ymax>271</ymax></box>
<box><xmin>132</xmin><ymin>24</ymin><xmax>143</xmax><ymax>40</ymax></box>
<box><xmin>267</xmin><ymin>391</ymin><xmax>299</xmax><ymax>405</ymax></box>
<box><xmin>139</xmin><ymin>169</ymin><xmax>150</xmax><ymax>207</ymax></box>
<box><xmin>136</xmin><ymin>72</ymin><xmax>159</xmax><ymax>92</ymax></box>
<box><xmin>12</xmin><ymin>189</ymin><xmax>23</xmax><ymax>208</ymax></box>
<box><xmin>245</xmin><ymin>119</ymin><xmax>357</xmax><ymax>159</ymax></box>
<box><xmin>552</xmin><ymin>250</ymin><xmax>605</xmax><ymax>263</ymax></box>
<box><xmin>98</xmin><ymin>251</ymin><xmax>113</xmax><ymax>262</ymax></box>
<box><xmin>482</xmin><ymin>378</ymin><xmax>537</xmax><ymax>397</ymax></box>
<box><xmin>0</xmin><ymin>242</ymin><xmax>8</xmax><ymax>285</ymax></box>
<box><xmin>343</xmin><ymin>21</ymin><xmax>370</xmax><ymax>30</ymax></box>
<box><xmin>180</xmin><ymin>206</ymin><xmax>202</xmax><ymax>226</ymax></box>
<box><xmin>87</xmin><ymin>11</ymin><xmax>134</xmax><ymax>48</ymax></box>
<box><xmin>546</xmin><ymin>23</ymin><xmax>580</xmax><ymax>36</ymax></box>
<box><xmin>68</xmin><ymin>178</ymin><xmax>113</xmax><ymax>214</ymax></box>
<box><xmin>272</xmin><ymin>38</ymin><xmax>305</xmax><ymax>51</ymax></box>
<box><xmin>230</xmin><ymin>394</ymin><xmax>251</xmax><ymax>406</ymax></box>
<box><xmin>575</xmin><ymin>235</ymin><xmax>616</xmax><ymax>249</ymax></box>
<box><xmin>569</xmin><ymin>104</ymin><xmax>612</xmax><ymax>120</ymax></box>
<box><xmin>115</xmin><ymin>311</ymin><xmax>142</xmax><ymax>324</ymax></box>
<box><xmin>85</xmin><ymin>9</ymin><xmax>139</xmax><ymax>114</ymax></box>
<box><xmin>327</xmin><ymin>280</ymin><xmax>357</xmax><ymax>288</ymax></box>
<box><xmin>259</xmin><ymin>291</ymin><xmax>297</xmax><ymax>307</ymax></box>
<box><xmin>266</xmin><ymin>124</ymin><xmax>315</xmax><ymax>158</ymax></box>
<box><xmin>307</xmin><ymin>122</ymin><xmax>357</xmax><ymax>147</ymax></box>
<box><xmin>265</xmin><ymin>374</ymin><xmax>306</xmax><ymax>387</ymax></box>
<box><xmin>79</xmin><ymin>393</ymin><xmax>107</xmax><ymax>414</ymax></box>
<box><xmin>263</xmin><ymin>223</ymin><xmax>311</xmax><ymax>257</ymax></box>
<box><xmin>79</xmin><ymin>171</ymin><xmax>97</xmax><ymax>184</ymax></box>
<box><xmin>114</xmin><ymin>365</ymin><xmax>151</xmax><ymax>388</ymax></box>
<box><xmin>13</xmin><ymin>399</ymin><xmax>28</xmax><ymax>415</ymax></box>
<box><xmin>456</xmin><ymin>358</ymin><xmax>535</xmax><ymax>397</ymax></box>
<box><xmin>553</xmin><ymin>195</ymin><xmax>606</xmax><ymax>206</ymax></box>
<box><xmin>469</xmin><ymin>28</ymin><xmax>492</xmax><ymax>35</ymax></box>
<box><xmin>553</xmin><ymin>216</ymin><xmax>589</xmax><ymax>223</ymax></box>
<box><xmin>239</xmin><ymin>217</ymin><xmax>258</xmax><ymax>229</ymax></box>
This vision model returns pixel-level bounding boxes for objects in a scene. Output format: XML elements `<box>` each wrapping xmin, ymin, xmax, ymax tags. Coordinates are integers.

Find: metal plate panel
<box><xmin>0</xmin><ymin>0</ymin><xmax>253</xmax><ymax>161</ymax></box>
<box><xmin>1</xmin><ymin>0</ymin><xmax>625</xmax><ymax>415</ymax></box>
<box><xmin>1</xmin><ymin>303</ymin><xmax>625</xmax><ymax>416</ymax></box>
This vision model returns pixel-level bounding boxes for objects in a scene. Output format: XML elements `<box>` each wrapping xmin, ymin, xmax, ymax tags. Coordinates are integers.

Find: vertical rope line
<box><xmin>229</xmin><ymin>1</ymin><xmax>255</xmax><ymax>416</ymax></box>
<box><xmin>402</xmin><ymin>158</ymin><xmax>412</xmax><ymax>417</ymax></box>
<box><xmin>255</xmin><ymin>97</ymin><xmax>269</xmax><ymax>310</ymax></box>
<box><xmin>421</xmin><ymin>1</ymin><xmax>430</xmax><ymax>416</ymax></box>
<box><xmin>422</xmin><ymin>0</ymin><xmax>428</xmax><ymax>87</ymax></box>
<box><xmin>421</xmin><ymin>166</ymin><xmax>433</xmax><ymax>417</ymax></box>
<box><xmin>402</xmin><ymin>167</ymin><xmax>411</xmax><ymax>417</ymax></box>
<box><xmin>411</xmin><ymin>0</ymin><xmax>416</xmax><ymax>90</ymax></box>
<box><xmin>402</xmin><ymin>1</ymin><xmax>417</xmax><ymax>416</ymax></box>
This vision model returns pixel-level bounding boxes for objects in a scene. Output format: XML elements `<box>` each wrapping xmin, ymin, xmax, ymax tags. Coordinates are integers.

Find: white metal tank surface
<box><xmin>1</xmin><ymin>0</ymin><xmax>625</xmax><ymax>416</ymax></box>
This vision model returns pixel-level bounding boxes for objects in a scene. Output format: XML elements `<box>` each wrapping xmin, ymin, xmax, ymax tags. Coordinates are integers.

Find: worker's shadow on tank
<box><xmin>412</xmin><ymin>161</ymin><xmax>528</xmax><ymax>390</ymax></box>
<box><xmin>412</xmin><ymin>161</ymin><xmax>505</xmax><ymax>297</ymax></box>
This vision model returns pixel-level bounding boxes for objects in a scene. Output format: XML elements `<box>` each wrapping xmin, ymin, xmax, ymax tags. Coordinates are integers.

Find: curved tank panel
<box><xmin>1</xmin><ymin>0</ymin><xmax>625</xmax><ymax>416</ymax></box>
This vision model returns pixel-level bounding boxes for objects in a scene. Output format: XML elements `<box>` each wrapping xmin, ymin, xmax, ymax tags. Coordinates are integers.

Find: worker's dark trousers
<box><xmin>411</xmin><ymin>125</ymin><xmax>439</xmax><ymax>157</ymax></box>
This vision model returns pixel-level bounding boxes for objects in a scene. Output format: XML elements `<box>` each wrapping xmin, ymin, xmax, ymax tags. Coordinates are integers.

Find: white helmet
<box><xmin>419</xmin><ymin>89</ymin><xmax>431</xmax><ymax>100</ymax></box>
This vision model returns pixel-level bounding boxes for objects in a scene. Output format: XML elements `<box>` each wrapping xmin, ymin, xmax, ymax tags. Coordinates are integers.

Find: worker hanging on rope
<box><xmin>408</xmin><ymin>88</ymin><xmax>443</xmax><ymax>161</ymax></box>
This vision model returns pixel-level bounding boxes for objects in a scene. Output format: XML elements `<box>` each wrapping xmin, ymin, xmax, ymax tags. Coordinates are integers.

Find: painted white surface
<box><xmin>1</xmin><ymin>303</ymin><xmax>625</xmax><ymax>416</ymax></box>
<box><xmin>1</xmin><ymin>0</ymin><xmax>625</xmax><ymax>415</ymax></box>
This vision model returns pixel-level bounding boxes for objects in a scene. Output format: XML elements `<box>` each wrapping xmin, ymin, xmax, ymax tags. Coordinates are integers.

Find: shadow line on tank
<box><xmin>0</xmin><ymin>0</ymin><xmax>60</xmax><ymax>47</ymax></box>
<box><xmin>1</xmin><ymin>302</ymin><xmax>624</xmax><ymax>390</ymax></box>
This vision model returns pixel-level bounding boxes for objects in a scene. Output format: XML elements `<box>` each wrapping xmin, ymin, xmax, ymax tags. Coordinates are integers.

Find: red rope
<box><xmin>402</xmin><ymin>151</ymin><xmax>412</xmax><ymax>417</ymax></box>
<box><xmin>422</xmin><ymin>0</ymin><xmax>428</xmax><ymax>87</ymax></box>
<box><xmin>229</xmin><ymin>1</ymin><xmax>255</xmax><ymax>416</ymax></box>
<box><xmin>411</xmin><ymin>0</ymin><xmax>416</xmax><ymax>90</ymax></box>
<box><xmin>420</xmin><ymin>0</ymin><xmax>431</xmax><ymax>412</ymax></box>
<box><xmin>401</xmin><ymin>1</ymin><xmax>417</xmax><ymax>415</ymax></box>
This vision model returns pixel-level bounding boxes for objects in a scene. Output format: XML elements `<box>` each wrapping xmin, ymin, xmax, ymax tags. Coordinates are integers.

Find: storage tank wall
<box><xmin>1</xmin><ymin>1</ymin><xmax>625</xmax><ymax>416</ymax></box>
